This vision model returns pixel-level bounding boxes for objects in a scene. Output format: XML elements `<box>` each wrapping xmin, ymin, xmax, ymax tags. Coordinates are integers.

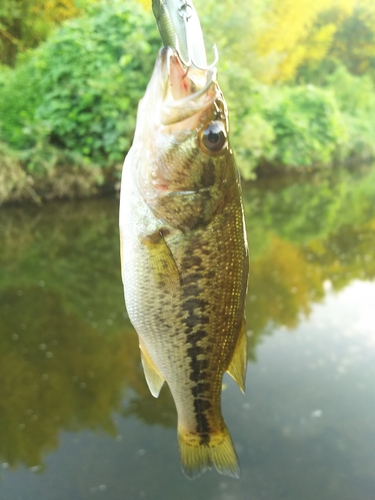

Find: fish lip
<box><xmin>158</xmin><ymin>47</ymin><xmax>218</xmax><ymax>126</ymax></box>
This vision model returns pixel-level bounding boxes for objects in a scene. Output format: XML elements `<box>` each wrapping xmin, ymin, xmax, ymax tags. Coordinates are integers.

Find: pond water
<box><xmin>0</xmin><ymin>165</ymin><xmax>374</xmax><ymax>500</ymax></box>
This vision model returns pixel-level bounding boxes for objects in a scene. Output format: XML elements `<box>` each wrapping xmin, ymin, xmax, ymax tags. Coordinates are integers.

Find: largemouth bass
<box><xmin>119</xmin><ymin>34</ymin><xmax>249</xmax><ymax>479</ymax></box>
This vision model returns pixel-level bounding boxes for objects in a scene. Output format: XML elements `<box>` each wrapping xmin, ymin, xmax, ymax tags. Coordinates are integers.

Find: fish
<box><xmin>119</xmin><ymin>1</ymin><xmax>249</xmax><ymax>479</ymax></box>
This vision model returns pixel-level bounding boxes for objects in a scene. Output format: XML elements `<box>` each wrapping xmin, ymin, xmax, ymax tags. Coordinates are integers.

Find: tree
<box><xmin>255</xmin><ymin>0</ymin><xmax>344</xmax><ymax>82</ymax></box>
<box><xmin>254</xmin><ymin>0</ymin><xmax>375</xmax><ymax>83</ymax></box>
<box><xmin>0</xmin><ymin>0</ymin><xmax>89</xmax><ymax>66</ymax></box>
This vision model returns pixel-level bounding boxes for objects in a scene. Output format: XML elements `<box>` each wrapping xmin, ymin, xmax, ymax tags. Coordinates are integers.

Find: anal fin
<box><xmin>139</xmin><ymin>339</ymin><xmax>165</xmax><ymax>398</ymax></box>
<box><xmin>226</xmin><ymin>318</ymin><xmax>247</xmax><ymax>393</ymax></box>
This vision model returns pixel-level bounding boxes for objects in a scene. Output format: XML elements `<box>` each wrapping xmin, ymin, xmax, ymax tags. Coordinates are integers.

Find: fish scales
<box><xmin>120</xmin><ymin>47</ymin><xmax>249</xmax><ymax>478</ymax></box>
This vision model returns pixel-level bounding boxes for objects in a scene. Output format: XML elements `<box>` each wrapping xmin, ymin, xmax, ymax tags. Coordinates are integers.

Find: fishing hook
<box><xmin>176</xmin><ymin>0</ymin><xmax>218</xmax><ymax>72</ymax></box>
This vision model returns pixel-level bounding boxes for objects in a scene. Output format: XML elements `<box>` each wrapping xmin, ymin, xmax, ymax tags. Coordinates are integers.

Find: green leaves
<box><xmin>0</xmin><ymin>0</ymin><xmax>159</xmax><ymax>172</ymax></box>
<box><xmin>31</xmin><ymin>2</ymin><xmax>158</xmax><ymax>166</ymax></box>
<box><xmin>0</xmin><ymin>0</ymin><xmax>375</xmax><ymax>201</ymax></box>
<box><xmin>222</xmin><ymin>66</ymin><xmax>346</xmax><ymax>177</ymax></box>
<box><xmin>266</xmin><ymin>85</ymin><xmax>344</xmax><ymax>167</ymax></box>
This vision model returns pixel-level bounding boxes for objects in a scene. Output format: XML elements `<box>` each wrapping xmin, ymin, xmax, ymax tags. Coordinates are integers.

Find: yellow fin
<box><xmin>226</xmin><ymin>318</ymin><xmax>247</xmax><ymax>393</ymax></box>
<box><xmin>178</xmin><ymin>424</ymin><xmax>240</xmax><ymax>479</ymax></box>
<box><xmin>139</xmin><ymin>340</ymin><xmax>165</xmax><ymax>398</ymax></box>
<box><xmin>141</xmin><ymin>229</ymin><xmax>180</xmax><ymax>292</ymax></box>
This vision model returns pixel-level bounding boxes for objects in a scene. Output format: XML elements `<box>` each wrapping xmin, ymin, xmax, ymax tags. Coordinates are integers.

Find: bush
<box><xmin>220</xmin><ymin>67</ymin><xmax>276</xmax><ymax>179</ymax></box>
<box><xmin>0</xmin><ymin>142</ymin><xmax>34</xmax><ymax>204</ymax></box>
<box><xmin>1</xmin><ymin>1</ymin><xmax>375</xmax><ymax>200</ymax></box>
<box><xmin>223</xmin><ymin>67</ymin><xmax>346</xmax><ymax>176</ymax></box>
<box><xmin>0</xmin><ymin>63</ymin><xmax>41</xmax><ymax>149</ymax></box>
<box><xmin>265</xmin><ymin>85</ymin><xmax>345</xmax><ymax>167</ymax></box>
<box><xmin>0</xmin><ymin>0</ymin><xmax>159</xmax><ymax>170</ymax></box>
<box><xmin>231</xmin><ymin>113</ymin><xmax>276</xmax><ymax>179</ymax></box>
<box><xmin>324</xmin><ymin>66</ymin><xmax>375</xmax><ymax>161</ymax></box>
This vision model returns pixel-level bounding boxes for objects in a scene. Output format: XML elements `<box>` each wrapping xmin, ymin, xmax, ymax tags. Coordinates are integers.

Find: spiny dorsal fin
<box><xmin>139</xmin><ymin>339</ymin><xmax>165</xmax><ymax>398</ymax></box>
<box><xmin>226</xmin><ymin>318</ymin><xmax>247</xmax><ymax>393</ymax></box>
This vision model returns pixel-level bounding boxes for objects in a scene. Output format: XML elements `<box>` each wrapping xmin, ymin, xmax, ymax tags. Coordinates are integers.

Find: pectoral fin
<box><xmin>141</xmin><ymin>229</ymin><xmax>180</xmax><ymax>292</ymax></box>
<box><xmin>226</xmin><ymin>319</ymin><xmax>247</xmax><ymax>393</ymax></box>
<box><xmin>139</xmin><ymin>339</ymin><xmax>165</xmax><ymax>398</ymax></box>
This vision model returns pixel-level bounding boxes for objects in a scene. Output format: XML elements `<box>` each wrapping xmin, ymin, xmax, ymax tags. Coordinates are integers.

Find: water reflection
<box><xmin>0</xmin><ymin>166</ymin><xmax>374</xmax><ymax>486</ymax></box>
<box><xmin>0</xmin><ymin>199</ymin><xmax>177</xmax><ymax>472</ymax></box>
<box><xmin>244</xmin><ymin>166</ymin><xmax>375</xmax><ymax>352</ymax></box>
<box><xmin>0</xmin><ymin>285</ymin><xmax>140</xmax><ymax>469</ymax></box>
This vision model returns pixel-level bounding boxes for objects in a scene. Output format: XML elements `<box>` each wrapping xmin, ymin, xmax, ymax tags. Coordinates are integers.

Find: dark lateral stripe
<box><xmin>181</xmin><ymin>297</ymin><xmax>207</xmax><ymax>309</ymax></box>
<box><xmin>187</xmin><ymin>329</ymin><xmax>206</xmax><ymax>344</ymax></box>
<box><xmin>199</xmin><ymin>432</ymin><xmax>211</xmax><ymax>445</ymax></box>
<box><xmin>189</xmin><ymin>367</ymin><xmax>208</xmax><ymax>383</ymax></box>
<box><xmin>183</xmin><ymin>314</ymin><xmax>209</xmax><ymax>329</ymax></box>
<box><xmin>191</xmin><ymin>382</ymin><xmax>211</xmax><ymax>396</ymax></box>
<box><xmin>187</xmin><ymin>345</ymin><xmax>204</xmax><ymax>357</ymax></box>
<box><xmin>182</xmin><ymin>273</ymin><xmax>202</xmax><ymax>285</ymax></box>
<box><xmin>193</xmin><ymin>398</ymin><xmax>211</xmax><ymax>438</ymax></box>
<box><xmin>180</xmin><ymin>257</ymin><xmax>214</xmax><ymax>440</ymax></box>
<box><xmin>193</xmin><ymin>398</ymin><xmax>211</xmax><ymax>412</ymax></box>
<box><xmin>189</xmin><ymin>255</ymin><xmax>203</xmax><ymax>267</ymax></box>
<box><xmin>188</xmin><ymin>352</ymin><xmax>209</xmax><ymax>383</ymax></box>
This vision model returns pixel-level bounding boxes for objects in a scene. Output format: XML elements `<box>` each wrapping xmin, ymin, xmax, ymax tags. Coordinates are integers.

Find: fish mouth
<box><xmin>148</xmin><ymin>47</ymin><xmax>218</xmax><ymax>128</ymax></box>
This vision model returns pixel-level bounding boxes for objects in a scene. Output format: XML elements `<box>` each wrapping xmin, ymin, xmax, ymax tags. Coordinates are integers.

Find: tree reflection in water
<box><xmin>0</xmin><ymin>165</ymin><xmax>375</xmax><ymax>471</ymax></box>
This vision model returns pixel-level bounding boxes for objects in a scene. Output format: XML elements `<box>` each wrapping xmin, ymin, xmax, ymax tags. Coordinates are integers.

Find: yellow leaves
<box><xmin>31</xmin><ymin>0</ymin><xmax>87</xmax><ymax>24</ymax></box>
<box><xmin>135</xmin><ymin>0</ymin><xmax>151</xmax><ymax>10</ymax></box>
<box><xmin>274</xmin><ymin>45</ymin><xmax>307</xmax><ymax>83</ymax></box>
<box><xmin>36</xmin><ymin>0</ymin><xmax>81</xmax><ymax>24</ymax></box>
<box><xmin>1</xmin><ymin>0</ymin><xmax>101</xmax><ymax>65</ymax></box>
<box><xmin>255</xmin><ymin>0</ymin><xmax>361</xmax><ymax>82</ymax></box>
<box><xmin>257</xmin><ymin>0</ymin><xmax>327</xmax><ymax>53</ymax></box>
<box><xmin>307</xmin><ymin>23</ymin><xmax>337</xmax><ymax>61</ymax></box>
<box><xmin>248</xmin><ymin>235</ymin><xmax>324</xmax><ymax>335</ymax></box>
<box><xmin>274</xmin><ymin>23</ymin><xmax>337</xmax><ymax>80</ymax></box>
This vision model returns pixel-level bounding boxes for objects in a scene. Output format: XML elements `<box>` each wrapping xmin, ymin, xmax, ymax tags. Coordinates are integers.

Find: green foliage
<box><xmin>222</xmin><ymin>67</ymin><xmax>346</xmax><ymax>177</ymax></box>
<box><xmin>324</xmin><ymin>65</ymin><xmax>375</xmax><ymax>115</ymax></box>
<box><xmin>34</xmin><ymin>2</ymin><xmax>159</xmax><ymax>166</ymax></box>
<box><xmin>232</xmin><ymin>113</ymin><xmax>276</xmax><ymax>179</ymax></box>
<box><xmin>0</xmin><ymin>61</ymin><xmax>41</xmax><ymax>148</ymax></box>
<box><xmin>322</xmin><ymin>65</ymin><xmax>375</xmax><ymax>161</ymax></box>
<box><xmin>0</xmin><ymin>141</ymin><xmax>34</xmax><ymax>204</ymax></box>
<box><xmin>0</xmin><ymin>0</ymin><xmax>375</xmax><ymax>199</ymax></box>
<box><xmin>218</xmin><ymin>68</ymin><xmax>275</xmax><ymax>178</ymax></box>
<box><xmin>265</xmin><ymin>85</ymin><xmax>345</xmax><ymax>167</ymax></box>
<box><xmin>0</xmin><ymin>0</ymin><xmax>159</xmax><ymax>171</ymax></box>
<box><xmin>322</xmin><ymin>3</ymin><xmax>375</xmax><ymax>80</ymax></box>
<box><xmin>253</xmin><ymin>0</ymin><xmax>375</xmax><ymax>84</ymax></box>
<box><xmin>0</xmin><ymin>0</ymin><xmax>88</xmax><ymax>67</ymax></box>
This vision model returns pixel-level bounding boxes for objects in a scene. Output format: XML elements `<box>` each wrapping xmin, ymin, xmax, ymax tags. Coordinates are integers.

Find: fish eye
<box><xmin>200</xmin><ymin>121</ymin><xmax>227</xmax><ymax>154</ymax></box>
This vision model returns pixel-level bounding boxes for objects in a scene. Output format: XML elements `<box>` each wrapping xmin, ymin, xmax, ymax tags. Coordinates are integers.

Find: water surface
<box><xmin>0</xmin><ymin>166</ymin><xmax>374</xmax><ymax>500</ymax></box>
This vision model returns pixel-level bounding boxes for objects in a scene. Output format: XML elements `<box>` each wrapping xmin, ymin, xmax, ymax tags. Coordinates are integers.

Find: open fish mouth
<box><xmin>161</xmin><ymin>47</ymin><xmax>217</xmax><ymax>123</ymax></box>
<box><xmin>150</xmin><ymin>0</ymin><xmax>221</xmax><ymax>129</ymax></box>
<box><xmin>142</xmin><ymin>47</ymin><xmax>219</xmax><ymax>130</ymax></box>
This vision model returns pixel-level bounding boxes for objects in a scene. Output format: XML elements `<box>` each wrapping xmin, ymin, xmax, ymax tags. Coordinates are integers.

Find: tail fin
<box><xmin>178</xmin><ymin>424</ymin><xmax>240</xmax><ymax>479</ymax></box>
